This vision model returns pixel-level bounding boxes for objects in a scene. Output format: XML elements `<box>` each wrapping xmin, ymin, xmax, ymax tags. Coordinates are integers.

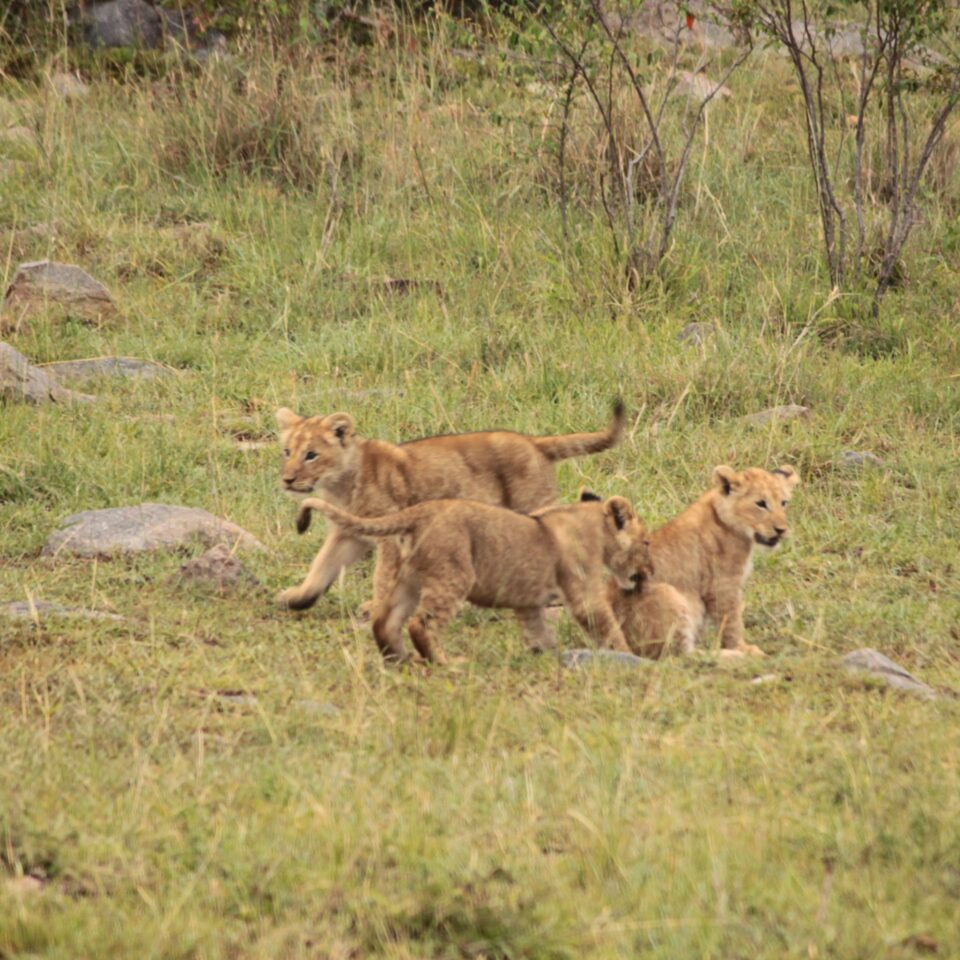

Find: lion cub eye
<box><xmin>304</xmin><ymin>451</ymin><xmax>318</xmax><ymax>462</ymax></box>
<box><xmin>756</xmin><ymin>499</ymin><xmax>768</xmax><ymax>509</ymax></box>
<box><xmin>781</xmin><ymin>500</ymin><xmax>788</xmax><ymax>507</ymax></box>
<box><xmin>283</xmin><ymin>449</ymin><xmax>290</xmax><ymax>458</ymax></box>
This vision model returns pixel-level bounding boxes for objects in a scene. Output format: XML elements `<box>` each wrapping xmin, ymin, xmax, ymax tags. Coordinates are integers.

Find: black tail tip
<box><xmin>612</xmin><ymin>397</ymin><xmax>625</xmax><ymax>420</ymax></box>
<box><xmin>296</xmin><ymin>506</ymin><xmax>312</xmax><ymax>534</ymax></box>
<box><xmin>580</xmin><ymin>489</ymin><xmax>603</xmax><ymax>502</ymax></box>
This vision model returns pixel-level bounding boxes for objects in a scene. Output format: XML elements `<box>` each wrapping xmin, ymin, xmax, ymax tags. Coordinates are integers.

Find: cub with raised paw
<box><xmin>275</xmin><ymin>402</ymin><xmax>624</xmax><ymax>614</ymax></box>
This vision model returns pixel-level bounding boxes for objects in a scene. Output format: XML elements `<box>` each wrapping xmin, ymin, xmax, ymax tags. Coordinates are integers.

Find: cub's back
<box><xmin>401</xmin><ymin>431</ymin><xmax>556</xmax><ymax>512</ymax></box>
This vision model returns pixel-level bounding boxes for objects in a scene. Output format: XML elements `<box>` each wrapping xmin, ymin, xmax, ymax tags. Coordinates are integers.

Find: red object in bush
<box><xmin>686</xmin><ymin>11</ymin><xmax>695</xmax><ymax>29</ymax></box>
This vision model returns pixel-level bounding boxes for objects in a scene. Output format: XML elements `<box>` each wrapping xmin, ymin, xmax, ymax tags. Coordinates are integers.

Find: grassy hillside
<box><xmin>1</xmin><ymin>19</ymin><xmax>959</xmax><ymax>958</ymax></box>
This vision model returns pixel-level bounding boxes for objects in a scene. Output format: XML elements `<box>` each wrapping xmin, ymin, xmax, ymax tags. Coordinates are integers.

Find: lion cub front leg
<box><xmin>278</xmin><ymin>531</ymin><xmax>371</xmax><ymax>610</ymax></box>
<box><xmin>369</xmin><ymin>539</ymin><xmax>402</xmax><ymax>620</ymax></box>
<box><xmin>514</xmin><ymin>607</ymin><xmax>555</xmax><ymax>653</ymax></box>
<box><xmin>711</xmin><ymin>579</ymin><xmax>765</xmax><ymax>658</ymax></box>
<box><xmin>568</xmin><ymin>599</ymin><xmax>632</xmax><ymax>653</ymax></box>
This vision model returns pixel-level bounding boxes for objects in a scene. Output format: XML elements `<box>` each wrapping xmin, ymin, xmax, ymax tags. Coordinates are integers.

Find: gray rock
<box><xmin>79</xmin><ymin>1</ymin><xmax>217</xmax><ymax>53</ymax></box>
<box><xmin>40</xmin><ymin>357</ymin><xmax>170</xmax><ymax>382</ymax></box>
<box><xmin>838</xmin><ymin>450</ymin><xmax>883</xmax><ymax>469</ymax></box>
<box><xmin>3</xmin><ymin>260</ymin><xmax>116</xmax><ymax>324</ymax></box>
<box><xmin>841</xmin><ymin>648</ymin><xmax>936</xmax><ymax>700</ymax></box>
<box><xmin>561</xmin><ymin>648</ymin><xmax>647</xmax><ymax>669</ymax></box>
<box><xmin>0</xmin><ymin>342</ymin><xmax>96</xmax><ymax>404</ymax></box>
<box><xmin>678</xmin><ymin>321</ymin><xmax>716</xmax><ymax>346</ymax></box>
<box><xmin>43</xmin><ymin>503</ymin><xmax>266</xmax><ymax>559</ymax></box>
<box><xmin>740</xmin><ymin>404</ymin><xmax>810</xmax><ymax>426</ymax></box>
<box><xmin>171</xmin><ymin>543</ymin><xmax>262</xmax><ymax>594</ymax></box>
<box><xmin>0</xmin><ymin>600</ymin><xmax>126</xmax><ymax>623</ymax></box>
<box><xmin>82</xmin><ymin>0</ymin><xmax>163</xmax><ymax>48</ymax></box>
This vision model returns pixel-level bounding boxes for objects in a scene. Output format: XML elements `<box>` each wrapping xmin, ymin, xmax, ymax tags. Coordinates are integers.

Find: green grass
<box><xmin>1</xmin><ymin>21</ymin><xmax>959</xmax><ymax>959</ymax></box>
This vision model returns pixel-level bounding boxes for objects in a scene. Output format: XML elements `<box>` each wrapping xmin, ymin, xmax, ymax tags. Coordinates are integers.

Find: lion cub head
<box><xmin>600</xmin><ymin>495</ymin><xmax>654</xmax><ymax>590</ymax></box>
<box><xmin>276</xmin><ymin>408</ymin><xmax>358</xmax><ymax>495</ymax></box>
<box><xmin>712</xmin><ymin>464</ymin><xmax>800</xmax><ymax>548</ymax></box>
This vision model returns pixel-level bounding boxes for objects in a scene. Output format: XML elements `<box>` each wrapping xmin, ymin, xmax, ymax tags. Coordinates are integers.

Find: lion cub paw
<box><xmin>276</xmin><ymin>587</ymin><xmax>310</xmax><ymax>609</ymax></box>
<box><xmin>718</xmin><ymin>643</ymin><xmax>767</xmax><ymax>659</ymax></box>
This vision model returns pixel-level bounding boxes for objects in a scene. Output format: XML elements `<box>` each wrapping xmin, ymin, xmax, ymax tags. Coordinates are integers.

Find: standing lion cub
<box><xmin>295</xmin><ymin>494</ymin><xmax>650</xmax><ymax>663</ymax></box>
<box><xmin>609</xmin><ymin>465</ymin><xmax>800</xmax><ymax>658</ymax></box>
<box><xmin>275</xmin><ymin>403</ymin><xmax>624</xmax><ymax>613</ymax></box>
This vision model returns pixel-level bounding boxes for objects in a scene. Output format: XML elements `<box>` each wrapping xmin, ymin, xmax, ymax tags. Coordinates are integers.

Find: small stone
<box><xmin>234</xmin><ymin>439</ymin><xmax>273</xmax><ymax>452</ymax></box>
<box><xmin>0</xmin><ymin>342</ymin><xmax>96</xmax><ymax>404</ymax></box>
<box><xmin>677</xmin><ymin>71</ymin><xmax>732</xmax><ymax>103</ymax></box>
<box><xmin>678</xmin><ymin>321</ymin><xmax>716</xmax><ymax>346</ymax></box>
<box><xmin>561</xmin><ymin>648</ymin><xmax>647</xmax><ymax>669</ymax></box>
<box><xmin>750</xmin><ymin>673</ymin><xmax>779</xmax><ymax>685</ymax></box>
<box><xmin>0</xmin><ymin>124</ymin><xmax>37</xmax><ymax>148</ymax></box>
<box><xmin>5</xmin><ymin>875</ymin><xmax>45</xmax><ymax>895</ymax></box>
<box><xmin>740</xmin><ymin>404</ymin><xmax>810</xmax><ymax>426</ymax></box>
<box><xmin>296</xmin><ymin>699</ymin><xmax>340</xmax><ymax>717</ymax></box>
<box><xmin>837</xmin><ymin>450</ymin><xmax>883</xmax><ymax>469</ymax></box>
<box><xmin>3</xmin><ymin>260</ymin><xmax>116</xmax><ymax>324</ymax></box>
<box><xmin>171</xmin><ymin>543</ymin><xmax>262</xmax><ymax>594</ymax></box>
<box><xmin>43</xmin><ymin>503</ymin><xmax>266</xmax><ymax>559</ymax></box>
<box><xmin>49</xmin><ymin>71</ymin><xmax>89</xmax><ymax>100</ymax></box>
<box><xmin>841</xmin><ymin>648</ymin><xmax>936</xmax><ymax>700</ymax></box>
<box><xmin>0</xmin><ymin>600</ymin><xmax>126</xmax><ymax>623</ymax></box>
<box><xmin>40</xmin><ymin>357</ymin><xmax>171</xmax><ymax>382</ymax></box>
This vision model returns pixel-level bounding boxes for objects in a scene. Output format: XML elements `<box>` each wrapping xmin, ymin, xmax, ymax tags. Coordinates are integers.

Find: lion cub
<box><xmin>609</xmin><ymin>465</ymin><xmax>800</xmax><ymax>658</ymax></box>
<box><xmin>296</xmin><ymin>495</ymin><xmax>650</xmax><ymax>663</ymax></box>
<box><xmin>276</xmin><ymin>403</ymin><xmax>624</xmax><ymax>613</ymax></box>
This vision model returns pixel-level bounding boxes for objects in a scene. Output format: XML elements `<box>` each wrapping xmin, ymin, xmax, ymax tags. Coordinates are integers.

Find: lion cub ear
<box><xmin>772</xmin><ymin>465</ymin><xmax>801</xmax><ymax>489</ymax></box>
<box><xmin>713</xmin><ymin>465</ymin><xmax>741</xmax><ymax>496</ymax></box>
<box><xmin>276</xmin><ymin>408</ymin><xmax>303</xmax><ymax>434</ymax></box>
<box><xmin>604</xmin><ymin>496</ymin><xmax>636</xmax><ymax>530</ymax></box>
<box><xmin>325</xmin><ymin>412</ymin><xmax>356</xmax><ymax>444</ymax></box>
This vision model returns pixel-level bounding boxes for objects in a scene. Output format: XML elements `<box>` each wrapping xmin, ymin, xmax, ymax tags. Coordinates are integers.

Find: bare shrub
<box><xmin>748</xmin><ymin>0</ymin><xmax>960</xmax><ymax>315</ymax></box>
<box><xmin>541</xmin><ymin>1</ymin><xmax>751</xmax><ymax>287</ymax></box>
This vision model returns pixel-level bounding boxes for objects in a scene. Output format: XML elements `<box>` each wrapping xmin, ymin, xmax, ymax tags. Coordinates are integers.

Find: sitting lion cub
<box><xmin>275</xmin><ymin>403</ymin><xmax>624</xmax><ymax>612</ymax></box>
<box><xmin>609</xmin><ymin>465</ymin><xmax>800</xmax><ymax>658</ymax></box>
<box><xmin>295</xmin><ymin>495</ymin><xmax>650</xmax><ymax>663</ymax></box>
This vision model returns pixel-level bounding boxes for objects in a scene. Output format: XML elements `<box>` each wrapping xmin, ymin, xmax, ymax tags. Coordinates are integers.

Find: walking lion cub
<box><xmin>275</xmin><ymin>403</ymin><xmax>624</xmax><ymax>613</ymax></box>
<box><xmin>609</xmin><ymin>465</ymin><xmax>800</xmax><ymax>658</ymax></box>
<box><xmin>295</xmin><ymin>494</ymin><xmax>650</xmax><ymax>663</ymax></box>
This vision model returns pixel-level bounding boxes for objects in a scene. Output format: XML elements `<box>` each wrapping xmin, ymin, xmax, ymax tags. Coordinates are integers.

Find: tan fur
<box><xmin>612</xmin><ymin>465</ymin><xmax>800</xmax><ymax>658</ymax></box>
<box><xmin>275</xmin><ymin>403</ymin><xmax>624</xmax><ymax>611</ymax></box>
<box><xmin>297</xmin><ymin>495</ymin><xmax>650</xmax><ymax>663</ymax></box>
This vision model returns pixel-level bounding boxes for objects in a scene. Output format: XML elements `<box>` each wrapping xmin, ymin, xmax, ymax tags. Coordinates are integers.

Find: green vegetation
<box><xmin>1</xmin><ymin>12</ymin><xmax>959</xmax><ymax>958</ymax></box>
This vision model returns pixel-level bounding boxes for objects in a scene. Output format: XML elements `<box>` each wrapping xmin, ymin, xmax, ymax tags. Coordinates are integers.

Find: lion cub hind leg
<box><xmin>406</xmin><ymin>575</ymin><xmax>472</xmax><ymax>665</ymax></box>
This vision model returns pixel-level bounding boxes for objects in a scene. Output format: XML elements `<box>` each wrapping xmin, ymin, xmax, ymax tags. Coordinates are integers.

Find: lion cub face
<box><xmin>712</xmin><ymin>465</ymin><xmax>800</xmax><ymax>548</ymax></box>
<box><xmin>276</xmin><ymin>408</ymin><xmax>357</xmax><ymax>495</ymax></box>
<box><xmin>602</xmin><ymin>496</ymin><xmax>655</xmax><ymax>590</ymax></box>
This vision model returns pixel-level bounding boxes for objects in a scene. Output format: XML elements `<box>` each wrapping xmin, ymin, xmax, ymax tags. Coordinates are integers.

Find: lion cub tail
<box><xmin>297</xmin><ymin>498</ymin><xmax>426</xmax><ymax>539</ymax></box>
<box><xmin>532</xmin><ymin>399</ymin><xmax>625</xmax><ymax>463</ymax></box>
